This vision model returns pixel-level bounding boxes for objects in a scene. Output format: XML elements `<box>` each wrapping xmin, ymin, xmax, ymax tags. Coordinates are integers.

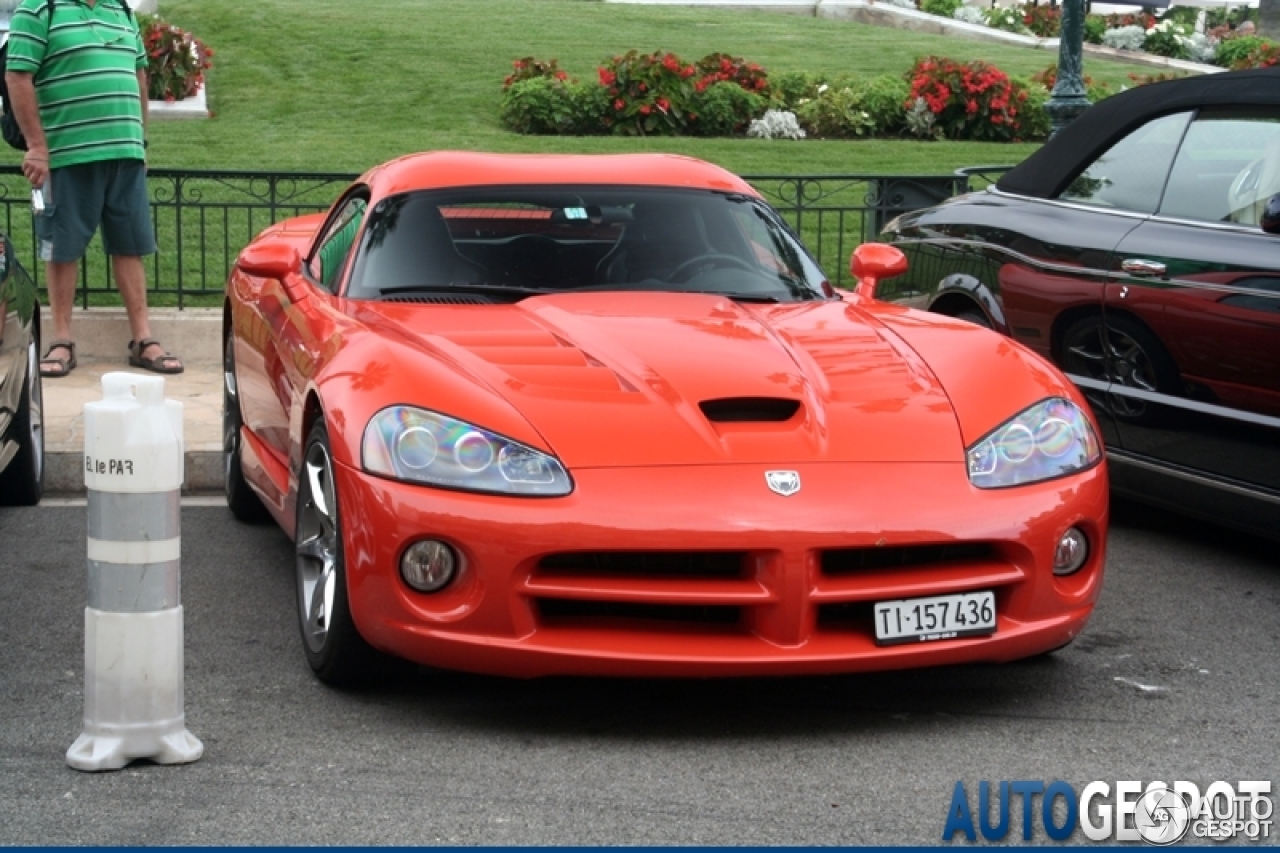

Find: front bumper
<box><xmin>337</xmin><ymin>460</ymin><xmax>1108</xmax><ymax>678</ymax></box>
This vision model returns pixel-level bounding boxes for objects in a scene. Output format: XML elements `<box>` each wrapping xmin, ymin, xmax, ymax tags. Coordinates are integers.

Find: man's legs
<box><xmin>39</xmin><ymin>260</ymin><xmax>79</xmax><ymax>376</ymax></box>
<box><xmin>112</xmin><ymin>254</ymin><xmax>177</xmax><ymax>368</ymax></box>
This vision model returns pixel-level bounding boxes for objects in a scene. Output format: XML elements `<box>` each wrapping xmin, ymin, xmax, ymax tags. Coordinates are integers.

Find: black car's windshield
<box><xmin>343</xmin><ymin>186</ymin><xmax>830</xmax><ymax>303</ymax></box>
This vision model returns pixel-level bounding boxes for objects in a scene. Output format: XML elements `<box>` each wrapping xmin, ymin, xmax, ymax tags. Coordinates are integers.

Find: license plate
<box><xmin>874</xmin><ymin>590</ymin><xmax>996</xmax><ymax>645</ymax></box>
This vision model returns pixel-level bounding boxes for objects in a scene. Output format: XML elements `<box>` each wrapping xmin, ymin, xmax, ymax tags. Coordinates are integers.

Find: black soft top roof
<box><xmin>996</xmin><ymin>66</ymin><xmax>1280</xmax><ymax>199</ymax></box>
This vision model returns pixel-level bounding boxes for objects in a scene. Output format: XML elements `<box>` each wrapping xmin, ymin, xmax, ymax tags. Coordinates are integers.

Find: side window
<box><xmin>308</xmin><ymin>196</ymin><xmax>368</xmax><ymax>291</ymax></box>
<box><xmin>1161</xmin><ymin>112</ymin><xmax>1280</xmax><ymax>225</ymax></box>
<box><xmin>1058</xmin><ymin>112</ymin><xmax>1191</xmax><ymax>214</ymax></box>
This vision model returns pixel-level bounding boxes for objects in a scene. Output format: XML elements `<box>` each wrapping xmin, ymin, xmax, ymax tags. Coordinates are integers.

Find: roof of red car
<box><xmin>361</xmin><ymin>151</ymin><xmax>760</xmax><ymax>197</ymax></box>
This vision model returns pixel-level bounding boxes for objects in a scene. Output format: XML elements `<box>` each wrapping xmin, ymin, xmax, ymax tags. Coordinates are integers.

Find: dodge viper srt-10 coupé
<box><xmin>223</xmin><ymin>152</ymin><xmax>1108</xmax><ymax>685</ymax></box>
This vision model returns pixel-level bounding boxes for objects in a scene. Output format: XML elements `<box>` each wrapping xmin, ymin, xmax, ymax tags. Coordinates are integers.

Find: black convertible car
<box><xmin>874</xmin><ymin>66</ymin><xmax>1280</xmax><ymax>539</ymax></box>
<box><xmin>0</xmin><ymin>235</ymin><xmax>42</xmax><ymax>507</ymax></box>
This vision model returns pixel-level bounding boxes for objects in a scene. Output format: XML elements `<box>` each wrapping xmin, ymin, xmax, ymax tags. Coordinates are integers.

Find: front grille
<box><xmin>537</xmin><ymin>599</ymin><xmax>742</xmax><ymax>628</ymax></box>
<box><xmin>537</xmin><ymin>551</ymin><xmax>748</xmax><ymax>579</ymax></box>
<box><xmin>821</xmin><ymin>542</ymin><xmax>995</xmax><ymax>575</ymax></box>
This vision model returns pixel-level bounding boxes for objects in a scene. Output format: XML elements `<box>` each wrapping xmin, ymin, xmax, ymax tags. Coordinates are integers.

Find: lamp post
<box><xmin>1045</xmin><ymin>0</ymin><xmax>1091</xmax><ymax>136</ymax></box>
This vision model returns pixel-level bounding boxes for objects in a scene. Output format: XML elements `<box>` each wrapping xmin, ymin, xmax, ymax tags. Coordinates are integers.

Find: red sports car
<box><xmin>222</xmin><ymin>151</ymin><xmax>1108</xmax><ymax>685</ymax></box>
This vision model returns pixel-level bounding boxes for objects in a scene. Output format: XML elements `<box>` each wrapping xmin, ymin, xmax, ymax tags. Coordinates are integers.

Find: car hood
<box><xmin>355</xmin><ymin>292</ymin><xmax>963</xmax><ymax>468</ymax></box>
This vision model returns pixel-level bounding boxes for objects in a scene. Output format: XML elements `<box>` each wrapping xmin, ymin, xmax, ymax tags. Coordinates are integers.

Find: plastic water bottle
<box><xmin>32</xmin><ymin>180</ymin><xmax>54</xmax><ymax>262</ymax></box>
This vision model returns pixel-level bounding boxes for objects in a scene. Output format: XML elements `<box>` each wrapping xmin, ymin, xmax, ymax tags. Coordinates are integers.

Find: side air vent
<box><xmin>699</xmin><ymin>397</ymin><xmax>800</xmax><ymax>423</ymax></box>
<box><xmin>383</xmin><ymin>293</ymin><xmax>494</xmax><ymax>305</ymax></box>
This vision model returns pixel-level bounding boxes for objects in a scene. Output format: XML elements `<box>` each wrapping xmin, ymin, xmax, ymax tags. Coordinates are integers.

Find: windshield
<box><xmin>343</xmin><ymin>186</ymin><xmax>831</xmax><ymax>303</ymax></box>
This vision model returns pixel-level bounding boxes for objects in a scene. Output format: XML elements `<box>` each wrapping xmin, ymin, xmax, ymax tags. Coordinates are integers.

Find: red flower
<box><xmin>599</xmin><ymin>68</ymin><xmax>616</xmax><ymax>86</ymax></box>
<box><xmin>614</xmin><ymin>99</ymin><xmax>625</xmax><ymax>110</ymax></box>
<box><xmin>640</xmin><ymin>104</ymin><xmax>651</xmax><ymax>115</ymax></box>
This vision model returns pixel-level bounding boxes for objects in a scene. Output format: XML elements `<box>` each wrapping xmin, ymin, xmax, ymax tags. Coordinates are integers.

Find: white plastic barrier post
<box><xmin>66</xmin><ymin>372</ymin><xmax>203</xmax><ymax>771</ymax></box>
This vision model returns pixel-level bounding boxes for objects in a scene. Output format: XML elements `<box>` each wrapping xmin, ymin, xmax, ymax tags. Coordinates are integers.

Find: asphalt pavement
<box><xmin>0</xmin><ymin>497</ymin><xmax>1276</xmax><ymax>845</ymax></box>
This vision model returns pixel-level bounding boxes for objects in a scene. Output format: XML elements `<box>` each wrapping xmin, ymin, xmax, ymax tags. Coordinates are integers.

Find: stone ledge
<box><xmin>40</xmin><ymin>305</ymin><xmax>221</xmax><ymax>364</ymax></box>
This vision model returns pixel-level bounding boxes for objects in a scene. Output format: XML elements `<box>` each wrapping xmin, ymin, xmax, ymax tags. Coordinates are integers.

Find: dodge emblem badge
<box><xmin>766</xmin><ymin>470</ymin><xmax>801</xmax><ymax>496</ymax></box>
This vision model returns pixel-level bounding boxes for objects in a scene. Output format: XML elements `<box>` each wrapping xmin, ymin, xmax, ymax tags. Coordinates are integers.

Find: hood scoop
<box><xmin>699</xmin><ymin>397</ymin><xmax>801</xmax><ymax>423</ymax></box>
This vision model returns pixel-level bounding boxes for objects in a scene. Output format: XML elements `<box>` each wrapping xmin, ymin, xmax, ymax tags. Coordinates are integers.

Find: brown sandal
<box><xmin>40</xmin><ymin>339</ymin><xmax>76</xmax><ymax>378</ymax></box>
<box><xmin>128</xmin><ymin>338</ymin><xmax>184</xmax><ymax>375</ymax></box>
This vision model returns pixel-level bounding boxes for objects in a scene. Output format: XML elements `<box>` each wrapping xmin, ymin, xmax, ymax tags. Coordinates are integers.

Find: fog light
<box><xmin>1053</xmin><ymin>527</ymin><xmax>1089</xmax><ymax>576</ymax></box>
<box><xmin>400</xmin><ymin>540</ymin><xmax>458</xmax><ymax>592</ymax></box>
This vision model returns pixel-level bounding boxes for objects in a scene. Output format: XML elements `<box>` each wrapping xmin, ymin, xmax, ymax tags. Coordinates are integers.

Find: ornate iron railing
<box><xmin>0</xmin><ymin>164</ymin><xmax>1010</xmax><ymax>307</ymax></box>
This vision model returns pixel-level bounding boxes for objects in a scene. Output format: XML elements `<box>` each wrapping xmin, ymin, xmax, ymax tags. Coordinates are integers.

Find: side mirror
<box><xmin>1260</xmin><ymin>193</ymin><xmax>1280</xmax><ymax>234</ymax></box>
<box><xmin>237</xmin><ymin>242</ymin><xmax>301</xmax><ymax>280</ymax></box>
<box><xmin>849</xmin><ymin>243</ymin><xmax>909</xmax><ymax>300</ymax></box>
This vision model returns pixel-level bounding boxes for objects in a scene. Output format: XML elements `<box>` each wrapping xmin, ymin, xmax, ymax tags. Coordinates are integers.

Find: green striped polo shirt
<box><xmin>5</xmin><ymin>0</ymin><xmax>147</xmax><ymax>169</ymax></box>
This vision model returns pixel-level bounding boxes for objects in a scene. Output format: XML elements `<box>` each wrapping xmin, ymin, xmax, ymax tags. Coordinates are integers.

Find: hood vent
<box><xmin>699</xmin><ymin>397</ymin><xmax>800</xmax><ymax>423</ymax></box>
<box><xmin>384</xmin><ymin>293</ymin><xmax>493</xmax><ymax>305</ymax></box>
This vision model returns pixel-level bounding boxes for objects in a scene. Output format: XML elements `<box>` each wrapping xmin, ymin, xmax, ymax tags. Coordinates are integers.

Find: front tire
<box><xmin>295</xmin><ymin>420</ymin><xmax>379</xmax><ymax>686</ymax></box>
<box><xmin>0</xmin><ymin>334</ymin><xmax>44</xmax><ymax>506</ymax></box>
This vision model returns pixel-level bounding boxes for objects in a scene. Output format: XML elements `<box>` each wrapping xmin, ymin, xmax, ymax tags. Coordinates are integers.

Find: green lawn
<box><xmin>144</xmin><ymin>0</ymin><xmax>1161</xmax><ymax>177</ymax></box>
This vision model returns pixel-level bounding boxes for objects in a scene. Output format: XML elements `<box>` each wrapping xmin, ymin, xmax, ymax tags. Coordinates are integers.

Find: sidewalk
<box><xmin>40</xmin><ymin>307</ymin><xmax>223</xmax><ymax>495</ymax></box>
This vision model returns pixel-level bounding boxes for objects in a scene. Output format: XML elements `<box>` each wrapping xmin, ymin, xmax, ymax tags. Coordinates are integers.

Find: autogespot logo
<box><xmin>942</xmin><ymin>780</ymin><xmax>1274</xmax><ymax>844</ymax></box>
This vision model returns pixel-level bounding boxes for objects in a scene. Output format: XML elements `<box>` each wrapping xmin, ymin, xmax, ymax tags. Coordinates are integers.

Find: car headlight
<box><xmin>967</xmin><ymin>398</ymin><xmax>1102</xmax><ymax>489</ymax></box>
<box><xmin>362</xmin><ymin>406</ymin><xmax>573</xmax><ymax>496</ymax></box>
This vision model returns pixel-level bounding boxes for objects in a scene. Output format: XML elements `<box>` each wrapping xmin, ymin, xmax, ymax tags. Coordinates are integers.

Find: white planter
<box><xmin>149</xmin><ymin>83</ymin><xmax>209</xmax><ymax>119</ymax></box>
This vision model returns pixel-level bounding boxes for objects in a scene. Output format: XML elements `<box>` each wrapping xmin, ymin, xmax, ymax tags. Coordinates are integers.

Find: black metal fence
<box><xmin>0</xmin><ymin>164</ymin><xmax>1010</xmax><ymax>307</ymax></box>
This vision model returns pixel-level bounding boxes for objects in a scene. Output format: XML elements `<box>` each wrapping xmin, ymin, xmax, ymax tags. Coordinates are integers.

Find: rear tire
<box><xmin>1061</xmin><ymin>314</ymin><xmax>1179</xmax><ymax>421</ymax></box>
<box><xmin>0</xmin><ymin>334</ymin><xmax>44</xmax><ymax>506</ymax></box>
<box><xmin>223</xmin><ymin>333</ymin><xmax>270</xmax><ymax>522</ymax></box>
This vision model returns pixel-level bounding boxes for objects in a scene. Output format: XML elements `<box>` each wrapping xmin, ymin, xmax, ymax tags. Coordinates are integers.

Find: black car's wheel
<box><xmin>295</xmin><ymin>420</ymin><xmax>378</xmax><ymax>686</ymax></box>
<box><xmin>223</xmin><ymin>334</ymin><xmax>270</xmax><ymax>522</ymax></box>
<box><xmin>955</xmin><ymin>309</ymin><xmax>992</xmax><ymax>329</ymax></box>
<box><xmin>0</xmin><ymin>334</ymin><xmax>44</xmax><ymax>506</ymax></box>
<box><xmin>1060</xmin><ymin>314</ymin><xmax>1180</xmax><ymax>420</ymax></box>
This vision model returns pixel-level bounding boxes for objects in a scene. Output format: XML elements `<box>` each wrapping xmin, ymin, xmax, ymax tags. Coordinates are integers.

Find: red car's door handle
<box><xmin>1120</xmin><ymin>258</ymin><xmax>1167</xmax><ymax>277</ymax></box>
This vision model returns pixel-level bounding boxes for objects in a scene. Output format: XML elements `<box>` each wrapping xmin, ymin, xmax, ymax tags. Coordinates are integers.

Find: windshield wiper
<box><xmin>378</xmin><ymin>283</ymin><xmax>555</xmax><ymax>298</ymax></box>
<box><xmin>698</xmin><ymin>291</ymin><xmax>780</xmax><ymax>303</ymax></box>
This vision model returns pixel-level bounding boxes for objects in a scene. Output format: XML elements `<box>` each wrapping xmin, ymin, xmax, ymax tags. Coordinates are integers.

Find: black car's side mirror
<box><xmin>1260</xmin><ymin>194</ymin><xmax>1280</xmax><ymax>234</ymax></box>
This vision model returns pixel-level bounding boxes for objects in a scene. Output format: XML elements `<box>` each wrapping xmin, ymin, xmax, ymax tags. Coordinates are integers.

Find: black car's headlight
<box><xmin>362</xmin><ymin>406</ymin><xmax>573</xmax><ymax>496</ymax></box>
<box><xmin>967</xmin><ymin>398</ymin><xmax>1102</xmax><ymax>489</ymax></box>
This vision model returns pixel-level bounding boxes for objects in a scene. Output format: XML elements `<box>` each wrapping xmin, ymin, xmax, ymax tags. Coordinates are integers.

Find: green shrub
<box><xmin>854</xmin><ymin>75</ymin><xmax>911</xmax><ymax>134</ymax></box>
<box><xmin>499</xmin><ymin>77</ymin><xmax>576</xmax><ymax>134</ymax></box>
<box><xmin>691</xmin><ymin>80</ymin><xmax>768</xmax><ymax>136</ymax></box>
<box><xmin>985</xmin><ymin>6</ymin><xmax>1030</xmax><ymax>34</ymax></box>
<box><xmin>921</xmin><ymin>0</ymin><xmax>963</xmax><ymax>18</ymax></box>
<box><xmin>768</xmin><ymin>70</ymin><xmax>826</xmax><ymax>110</ymax></box>
<box><xmin>795</xmin><ymin>84</ymin><xmax>876</xmax><ymax>138</ymax></box>
<box><xmin>1215</xmin><ymin>34</ymin><xmax>1280</xmax><ymax>69</ymax></box>
<box><xmin>1013</xmin><ymin>80</ymin><xmax>1051</xmax><ymax>141</ymax></box>
<box><xmin>1083</xmin><ymin>15</ymin><xmax>1107</xmax><ymax>45</ymax></box>
<box><xmin>1143</xmin><ymin>21</ymin><xmax>1192</xmax><ymax>60</ymax></box>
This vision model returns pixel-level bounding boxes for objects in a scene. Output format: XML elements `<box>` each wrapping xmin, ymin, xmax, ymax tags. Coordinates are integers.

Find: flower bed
<box><xmin>933</xmin><ymin>0</ymin><xmax>1271</xmax><ymax>69</ymax></box>
<box><xmin>500</xmin><ymin>50</ymin><xmax>1129</xmax><ymax>143</ymax></box>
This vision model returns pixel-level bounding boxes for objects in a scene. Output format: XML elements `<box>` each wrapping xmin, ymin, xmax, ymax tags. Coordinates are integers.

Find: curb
<box><xmin>45</xmin><ymin>448</ymin><xmax>223</xmax><ymax>496</ymax></box>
